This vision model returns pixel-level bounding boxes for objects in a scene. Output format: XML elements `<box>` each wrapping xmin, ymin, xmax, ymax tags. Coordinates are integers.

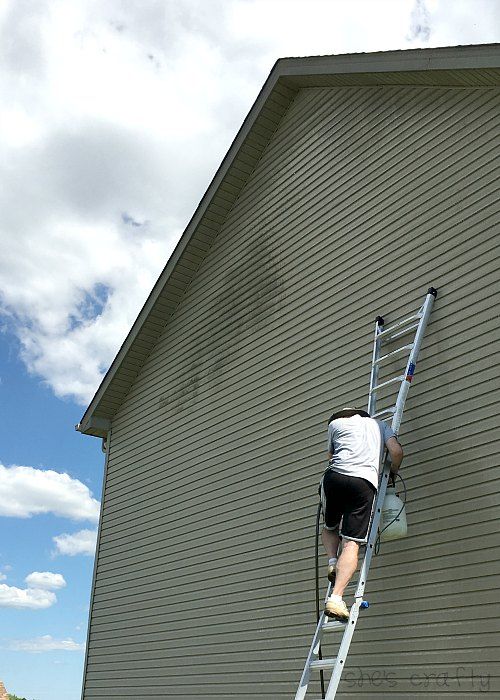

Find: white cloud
<box><xmin>8</xmin><ymin>635</ymin><xmax>85</xmax><ymax>652</ymax></box>
<box><xmin>0</xmin><ymin>570</ymin><xmax>66</xmax><ymax>609</ymax></box>
<box><xmin>0</xmin><ymin>463</ymin><xmax>100</xmax><ymax>522</ymax></box>
<box><xmin>0</xmin><ymin>584</ymin><xmax>57</xmax><ymax>609</ymax></box>
<box><xmin>53</xmin><ymin>529</ymin><xmax>97</xmax><ymax>556</ymax></box>
<box><xmin>0</xmin><ymin>0</ymin><xmax>499</xmax><ymax>405</ymax></box>
<box><xmin>408</xmin><ymin>0</ymin><xmax>432</xmax><ymax>41</ymax></box>
<box><xmin>25</xmin><ymin>571</ymin><xmax>66</xmax><ymax>590</ymax></box>
<box><xmin>0</xmin><ymin>573</ymin><xmax>6</xmax><ymax>581</ymax></box>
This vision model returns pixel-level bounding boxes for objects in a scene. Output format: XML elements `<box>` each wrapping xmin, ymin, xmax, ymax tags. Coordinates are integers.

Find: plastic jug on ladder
<box><xmin>380</xmin><ymin>486</ymin><xmax>407</xmax><ymax>541</ymax></box>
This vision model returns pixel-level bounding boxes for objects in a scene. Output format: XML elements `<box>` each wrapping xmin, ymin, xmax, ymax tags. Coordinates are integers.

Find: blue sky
<box><xmin>0</xmin><ymin>334</ymin><xmax>100</xmax><ymax>700</ymax></box>
<box><xmin>0</xmin><ymin>1</ymin><xmax>499</xmax><ymax>699</ymax></box>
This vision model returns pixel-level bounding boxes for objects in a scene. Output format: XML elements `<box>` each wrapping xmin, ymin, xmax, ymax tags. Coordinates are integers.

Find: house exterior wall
<box><xmin>83</xmin><ymin>84</ymin><xmax>500</xmax><ymax>699</ymax></box>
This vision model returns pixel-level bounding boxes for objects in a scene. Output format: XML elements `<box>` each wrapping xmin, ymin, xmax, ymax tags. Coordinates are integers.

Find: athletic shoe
<box><xmin>325</xmin><ymin>595</ymin><xmax>350</xmax><ymax>621</ymax></box>
<box><xmin>327</xmin><ymin>564</ymin><xmax>336</xmax><ymax>584</ymax></box>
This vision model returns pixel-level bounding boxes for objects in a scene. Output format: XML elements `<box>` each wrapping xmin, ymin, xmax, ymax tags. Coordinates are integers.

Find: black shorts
<box><xmin>320</xmin><ymin>469</ymin><xmax>376</xmax><ymax>544</ymax></box>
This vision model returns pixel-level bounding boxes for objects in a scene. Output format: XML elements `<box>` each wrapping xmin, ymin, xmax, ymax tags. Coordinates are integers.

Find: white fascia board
<box><xmin>276</xmin><ymin>43</ymin><xmax>500</xmax><ymax>78</ymax></box>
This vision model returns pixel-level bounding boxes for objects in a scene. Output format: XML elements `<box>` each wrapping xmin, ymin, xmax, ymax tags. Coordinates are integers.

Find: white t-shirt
<box><xmin>327</xmin><ymin>415</ymin><xmax>395</xmax><ymax>490</ymax></box>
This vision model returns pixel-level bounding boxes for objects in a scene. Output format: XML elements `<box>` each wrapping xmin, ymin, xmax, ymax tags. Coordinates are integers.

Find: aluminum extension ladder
<box><xmin>295</xmin><ymin>287</ymin><xmax>438</xmax><ymax>700</ymax></box>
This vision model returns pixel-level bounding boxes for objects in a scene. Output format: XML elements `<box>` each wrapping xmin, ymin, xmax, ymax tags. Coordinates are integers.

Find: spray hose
<box><xmin>374</xmin><ymin>470</ymin><xmax>407</xmax><ymax>554</ymax></box>
<box><xmin>314</xmin><ymin>501</ymin><xmax>326</xmax><ymax>698</ymax></box>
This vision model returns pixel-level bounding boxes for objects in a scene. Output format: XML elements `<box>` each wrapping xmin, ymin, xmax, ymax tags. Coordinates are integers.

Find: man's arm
<box><xmin>327</xmin><ymin>422</ymin><xmax>335</xmax><ymax>462</ymax></box>
<box><xmin>386</xmin><ymin>436</ymin><xmax>403</xmax><ymax>473</ymax></box>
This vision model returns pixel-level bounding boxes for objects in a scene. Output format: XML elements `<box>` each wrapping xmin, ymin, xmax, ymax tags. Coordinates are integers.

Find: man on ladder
<box><xmin>320</xmin><ymin>407</ymin><xmax>403</xmax><ymax>620</ymax></box>
<box><xmin>295</xmin><ymin>289</ymin><xmax>437</xmax><ymax>700</ymax></box>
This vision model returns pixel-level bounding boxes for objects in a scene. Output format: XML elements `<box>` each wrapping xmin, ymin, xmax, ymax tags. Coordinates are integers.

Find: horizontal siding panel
<box><xmin>98</xmin><ymin>431</ymin><xmax>500</xmax><ymax>535</ymax></box>
<box><xmin>94</xmin><ymin>511</ymin><xmax>499</xmax><ymax>584</ymax></box>
<box><xmin>86</xmin><ymin>644</ymin><xmax>499</xmax><ymax>680</ymax></box>
<box><xmin>90</xmin><ymin>560</ymin><xmax>500</xmax><ymax>628</ymax></box>
<box><xmin>100</xmin><ymin>432</ymin><xmax>499</xmax><ymax>519</ymax></box>
<box><xmin>96</xmin><ymin>482</ymin><xmax>498</xmax><ymax>568</ymax></box>
<box><xmin>90</xmin><ymin>529</ymin><xmax>500</xmax><ymax>610</ymax></box>
<box><xmin>85</xmin><ymin>620</ymin><xmax>499</xmax><ymax>654</ymax></box>
<box><xmin>104</xmin><ymin>342</ymin><xmax>499</xmax><ymax>483</ymax></box>
<box><xmin>83</xmin><ymin>83</ymin><xmax>500</xmax><ymax>699</ymax></box>
<box><xmin>96</xmin><ymin>477</ymin><xmax>500</xmax><ymax>566</ymax></box>
<box><xmin>85</xmin><ymin>613</ymin><xmax>500</xmax><ymax>652</ymax></box>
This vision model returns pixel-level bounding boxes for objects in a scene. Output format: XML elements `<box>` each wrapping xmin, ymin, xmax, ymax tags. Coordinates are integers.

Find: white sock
<box><xmin>328</xmin><ymin>557</ymin><xmax>337</xmax><ymax>567</ymax></box>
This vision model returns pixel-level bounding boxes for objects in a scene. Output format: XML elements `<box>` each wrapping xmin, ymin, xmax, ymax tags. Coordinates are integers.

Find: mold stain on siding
<box><xmin>158</xmin><ymin>226</ymin><xmax>284</xmax><ymax>415</ymax></box>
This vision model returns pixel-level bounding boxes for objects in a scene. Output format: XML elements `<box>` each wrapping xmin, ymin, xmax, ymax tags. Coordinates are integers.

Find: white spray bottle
<box><xmin>380</xmin><ymin>485</ymin><xmax>407</xmax><ymax>541</ymax></box>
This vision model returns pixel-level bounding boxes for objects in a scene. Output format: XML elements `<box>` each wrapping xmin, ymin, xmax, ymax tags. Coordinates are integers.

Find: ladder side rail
<box><xmin>294</xmin><ymin>585</ymin><xmax>332</xmax><ymax>700</ymax></box>
<box><xmin>313</xmin><ymin>464</ymin><xmax>390</xmax><ymax>698</ymax></box>
<box><xmin>392</xmin><ymin>289</ymin><xmax>437</xmax><ymax>433</ymax></box>
<box><xmin>324</xmin><ymin>602</ymin><xmax>362</xmax><ymax>699</ymax></box>
<box><xmin>354</xmin><ymin>463</ymin><xmax>391</xmax><ymax>599</ymax></box>
<box><xmin>359</xmin><ymin>288</ymin><xmax>438</xmax><ymax>598</ymax></box>
<box><xmin>368</xmin><ymin>317</ymin><xmax>384</xmax><ymax>416</ymax></box>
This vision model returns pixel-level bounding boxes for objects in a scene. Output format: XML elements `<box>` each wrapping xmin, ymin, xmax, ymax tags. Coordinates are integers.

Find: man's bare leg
<box><xmin>332</xmin><ymin>540</ymin><xmax>359</xmax><ymax>597</ymax></box>
<box><xmin>321</xmin><ymin>527</ymin><xmax>340</xmax><ymax>560</ymax></box>
<box><xmin>325</xmin><ymin>540</ymin><xmax>360</xmax><ymax>620</ymax></box>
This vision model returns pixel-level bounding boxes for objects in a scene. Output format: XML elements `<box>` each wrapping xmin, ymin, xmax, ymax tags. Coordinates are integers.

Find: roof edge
<box><xmin>274</xmin><ymin>43</ymin><xmax>500</xmax><ymax>77</ymax></box>
<box><xmin>76</xmin><ymin>416</ymin><xmax>111</xmax><ymax>438</ymax></box>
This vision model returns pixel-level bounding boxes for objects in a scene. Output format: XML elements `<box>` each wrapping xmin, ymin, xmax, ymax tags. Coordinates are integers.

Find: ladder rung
<box><xmin>377</xmin><ymin>313</ymin><xmax>421</xmax><ymax>339</ymax></box>
<box><xmin>369</xmin><ymin>375</ymin><xmax>404</xmax><ymax>393</ymax></box>
<box><xmin>322</xmin><ymin>620</ymin><xmax>347</xmax><ymax>632</ymax></box>
<box><xmin>310</xmin><ymin>658</ymin><xmax>337</xmax><ymax>671</ymax></box>
<box><xmin>374</xmin><ymin>343</ymin><xmax>413</xmax><ymax>364</ymax></box>
<box><xmin>372</xmin><ymin>406</ymin><xmax>396</xmax><ymax>418</ymax></box>
<box><xmin>388</xmin><ymin>322</ymin><xmax>420</xmax><ymax>342</ymax></box>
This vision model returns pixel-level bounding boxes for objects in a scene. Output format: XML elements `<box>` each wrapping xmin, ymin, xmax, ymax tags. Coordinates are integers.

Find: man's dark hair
<box><xmin>328</xmin><ymin>407</ymin><xmax>370</xmax><ymax>424</ymax></box>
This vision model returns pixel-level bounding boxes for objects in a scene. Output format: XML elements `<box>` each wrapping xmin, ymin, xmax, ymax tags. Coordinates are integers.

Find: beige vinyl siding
<box><xmin>83</xmin><ymin>84</ymin><xmax>500</xmax><ymax>699</ymax></box>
